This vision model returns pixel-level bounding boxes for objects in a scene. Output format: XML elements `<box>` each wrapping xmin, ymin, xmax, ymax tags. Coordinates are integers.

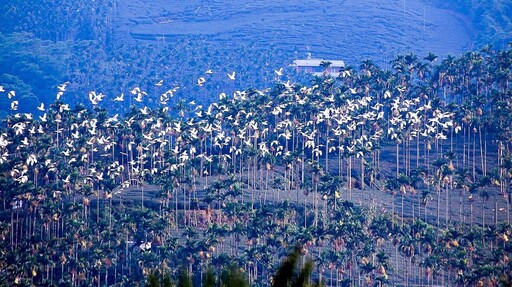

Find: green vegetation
<box><xmin>0</xmin><ymin>30</ymin><xmax>292</xmax><ymax>116</ymax></box>
<box><xmin>0</xmin><ymin>33</ymin><xmax>71</xmax><ymax>111</ymax></box>
<box><xmin>0</xmin><ymin>0</ymin><xmax>114</xmax><ymax>42</ymax></box>
<box><xmin>1</xmin><ymin>1</ymin><xmax>512</xmax><ymax>286</ymax></box>
<box><xmin>431</xmin><ymin>0</ymin><xmax>512</xmax><ymax>48</ymax></box>
<box><xmin>271</xmin><ymin>246</ymin><xmax>320</xmax><ymax>287</ymax></box>
<box><xmin>1</xmin><ymin>0</ymin><xmax>511</xmax><ymax>118</ymax></box>
<box><xmin>145</xmin><ymin>247</ymin><xmax>318</xmax><ymax>287</ymax></box>
<box><xmin>0</xmin><ymin>2</ymin><xmax>294</xmax><ymax>116</ymax></box>
<box><xmin>0</xmin><ymin>45</ymin><xmax>512</xmax><ymax>286</ymax></box>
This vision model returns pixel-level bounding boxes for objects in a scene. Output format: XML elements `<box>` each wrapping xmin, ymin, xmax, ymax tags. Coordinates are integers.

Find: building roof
<box><xmin>291</xmin><ymin>59</ymin><xmax>345</xmax><ymax>67</ymax></box>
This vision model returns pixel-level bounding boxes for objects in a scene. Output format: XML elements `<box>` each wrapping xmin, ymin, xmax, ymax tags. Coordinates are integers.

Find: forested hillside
<box><xmin>0</xmin><ymin>1</ymin><xmax>512</xmax><ymax>286</ymax></box>
<box><xmin>4</xmin><ymin>0</ymin><xmax>511</xmax><ymax>115</ymax></box>
<box><xmin>431</xmin><ymin>0</ymin><xmax>512</xmax><ymax>48</ymax></box>
<box><xmin>0</xmin><ymin>45</ymin><xmax>511</xmax><ymax>286</ymax></box>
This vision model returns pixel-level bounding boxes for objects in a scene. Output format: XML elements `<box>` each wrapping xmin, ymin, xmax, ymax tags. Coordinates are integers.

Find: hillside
<box><xmin>1</xmin><ymin>45</ymin><xmax>511</xmax><ymax>286</ymax></box>
<box><xmin>1</xmin><ymin>0</ymin><xmax>508</xmax><ymax>114</ymax></box>
<box><xmin>0</xmin><ymin>2</ymin><xmax>512</xmax><ymax>286</ymax></box>
<box><xmin>114</xmin><ymin>0</ymin><xmax>474</xmax><ymax>65</ymax></box>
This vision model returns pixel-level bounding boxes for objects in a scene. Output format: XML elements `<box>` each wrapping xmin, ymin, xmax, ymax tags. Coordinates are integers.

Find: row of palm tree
<box><xmin>0</xmin><ymin>44</ymin><xmax>511</xmax><ymax>286</ymax></box>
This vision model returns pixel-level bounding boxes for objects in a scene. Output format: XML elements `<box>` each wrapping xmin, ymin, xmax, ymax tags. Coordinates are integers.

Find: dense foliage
<box><xmin>0</xmin><ymin>44</ymin><xmax>511</xmax><ymax>286</ymax></box>
<box><xmin>1</xmin><ymin>0</ymin><xmax>511</xmax><ymax>119</ymax></box>
<box><xmin>0</xmin><ymin>1</ymin><xmax>294</xmax><ymax>117</ymax></box>
<box><xmin>1</xmin><ymin>2</ymin><xmax>512</xmax><ymax>286</ymax></box>
<box><xmin>431</xmin><ymin>0</ymin><xmax>512</xmax><ymax>47</ymax></box>
<box><xmin>0</xmin><ymin>31</ymin><xmax>292</xmax><ymax>117</ymax></box>
<box><xmin>0</xmin><ymin>0</ymin><xmax>115</xmax><ymax>42</ymax></box>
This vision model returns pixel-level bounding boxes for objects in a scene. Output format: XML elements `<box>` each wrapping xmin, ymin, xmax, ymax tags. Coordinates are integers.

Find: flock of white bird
<box><xmin>0</xmin><ymin>69</ymin><xmax>459</xmax><ymax>211</ymax></box>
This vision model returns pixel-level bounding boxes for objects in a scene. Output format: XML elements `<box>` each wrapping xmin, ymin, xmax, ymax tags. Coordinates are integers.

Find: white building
<box><xmin>291</xmin><ymin>59</ymin><xmax>345</xmax><ymax>77</ymax></box>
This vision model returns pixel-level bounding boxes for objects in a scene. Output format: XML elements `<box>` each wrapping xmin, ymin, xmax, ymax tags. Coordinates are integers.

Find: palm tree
<box><xmin>271</xmin><ymin>245</ymin><xmax>319</xmax><ymax>287</ymax></box>
<box><xmin>385</xmin><ymin>177</ymin><xmax>400</xmax><ymax>224</ymax></box>
<box><xmin>500</xmin><ymin>154</ymin><xmax>512</xmax><ymax>224</ymax></box>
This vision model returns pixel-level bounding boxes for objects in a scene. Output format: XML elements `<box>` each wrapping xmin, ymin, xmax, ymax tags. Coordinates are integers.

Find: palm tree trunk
<box><xmin>325</xmin><ymin>125</ymin><xmax>329</xmax><ymax>173</ymax></box>
<box><xmin>479</xmin><ymin>126</ymin><xmax>485</xmax><ymax>175</ymax></box>
<box><xmin>401</xmin><ymin>191</ymin><xmax>405</xmax><ymax>228</ymax></box>
<box><xmin>473</xmin><ymin>129</ymin><xmax>476</xmax><ymax>180</ymax></box>
<box><xmin>445</xmin><ymin>186</ymin><xmax>449</xmax><ymax>226</ymax></box>
<box><xmin>314</xmin><ymin>179</ymin><xmax>318</xmax><ymax>228</ymax></box>
<box><xmin>360</xmin><ymin>157</ymin><xmax>365</xmax><ymax>190</ymax></box>
<box><xmin>470</xmin><ymin>201</ymin><xmax>474</xmax><ymax>225</ymax></box>
<box><xmin>348</xmin><ymin>157</ymin><xmax>352</xmax><ymax>200</ymax></box>
<box><xmin>396</xmin><ymin>143</ymin><xmax>400</xmax><ymax>177</ymax></box>
<box><xmin>436</xmin><ymin>182</ymin><xmax>441</xmax><ymax>232</ymax></box>
<box><xmin>416</xmin><ymin>135</ymin><xmax>420</xmax><ymax>170</ymax></box>
<box><xmin>463</xmin><ymin>125</ymin><xmax>467</xmax><ymax>168</ymax></box>
<box><xmin>482</xmin><ymin>199</ymin><xmax>486</xmax><ymax>228</ymax></box>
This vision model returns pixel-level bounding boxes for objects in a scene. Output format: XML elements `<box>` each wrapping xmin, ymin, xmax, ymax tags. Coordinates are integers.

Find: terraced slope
<box><xmin>113</xmin><ymin>0</ymin><xmax>474</xmax><ymax>65</ymax></box>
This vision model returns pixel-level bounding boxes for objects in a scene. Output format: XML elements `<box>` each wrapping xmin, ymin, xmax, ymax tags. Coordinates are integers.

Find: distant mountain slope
<box><xmin>114</xmin><ymin>0</ymin><xmax>475</xmax><ymax>64</ymax></box>
<box><xmin>1</xmin><ymin>0</ymin><xmax>509</xmax><ymax>114</ymax></box>
<box><xmin>431</xmin><ymin>0</ymin><xmax>512</xmax><ymax>48</ymax></box>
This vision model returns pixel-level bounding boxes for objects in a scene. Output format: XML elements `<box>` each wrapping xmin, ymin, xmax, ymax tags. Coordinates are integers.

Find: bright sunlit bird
<box><xmin>114</xmin><ymin>93</ymin><xmax>124</xmax><ymax>102</ymax></box>
<box><xmin>10</xmin><ymin>100</ymin><xmax>18</xmax><ymax>110</ymax></box>
<box><xmin>197</xmin><ymin>77</ymin><xmax>206</xmax><ymax>86</ymax></box>
<box><xmin>57</xmin><ymin>82</ymin><xmax>69</xmax><ymax>92</ymax></box>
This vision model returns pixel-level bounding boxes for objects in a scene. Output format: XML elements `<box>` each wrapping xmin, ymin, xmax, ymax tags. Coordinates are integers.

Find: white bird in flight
<box><xmin>57</xmin><ymin>82</ymin><xmax>69</xmax><ymax>92</ymax></box>
<box><xmin>130</xmin><ymin>87</ymin><xmax>141</xmax><ymax>95</ymax></box>
<box><xmin>10</xmin><ymin>101</ymin><xmax>18</xmax><ymax>110</ymax></box>
<box><xmin>59</xmin><ymin>104</ymin><xmax>70</xmax><ymax>113</ymax></box>
<box><xmin>114</xmin><ymin>93</ymin><xmax>124</xmax><ymax>102</ymax></box>
<box><xmin>227</xmin><ymin>71</ymin><xmax>236</xmax><ymax>80</ymax></box>
<box><xmin>155</xmin><ymin>79</ymin><xmax>164</xmax><ymax>86</ymax></box>
<box><xmin>134</xmin><ymin>91</ymin><xmax>147</xmax><ymax>102</ymax></box>
<box><xmin>140</xmin><ymin>106</ymin><xmax>149</xmax><ymax>115</ymax></box>
<box><xmin>26</xmin><ymin>154</ymin><xmax>37</xmax><ymax>166</ymax></box>
<box><xmin>37</xmin><ymin>103</ymin><xmax>45</xmax><ymax>111</ymax></box>
<box><xmin>197</xmin><ymin>77</ymin><xmax>206</xmax><ymax>86</ymax></box>
<box><xmin>160</xmin><ymin>93</ymin><xmax>170</xmax><ymax>104</ymax></box>
<box><xmin>89</xmin><ymin>91</ymin><xmax>105</xmax><ymax>105</ymax></box>
<box><xmin>139</xmin><ymin>242</ymin><xmax>152</xmax><ymax>251</ymax></box>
